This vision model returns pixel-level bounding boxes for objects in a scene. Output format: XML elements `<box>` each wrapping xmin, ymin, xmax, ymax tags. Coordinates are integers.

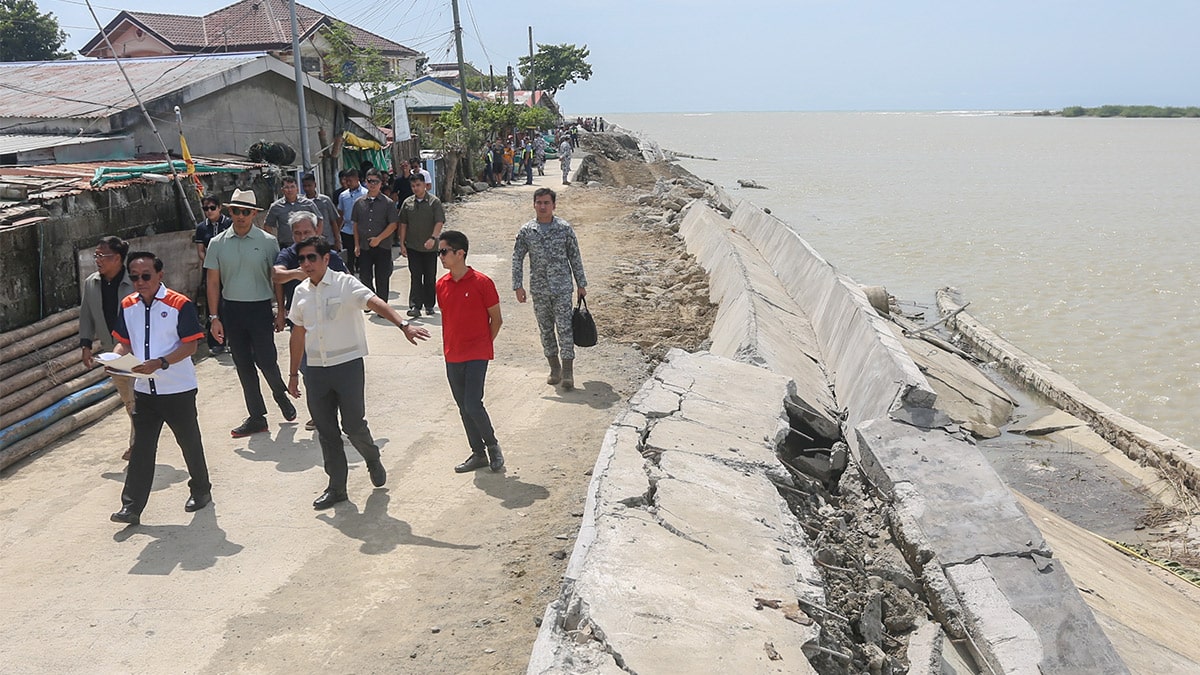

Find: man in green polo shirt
<box><xmin>398</xmin><ymin>173</ymin><xmax>445</xmax><ymax>318</ymax></box>
<box><xmin>205</xmin><ymin>188</ymin><xmax>297</xmax><ymax>437</ymax></box>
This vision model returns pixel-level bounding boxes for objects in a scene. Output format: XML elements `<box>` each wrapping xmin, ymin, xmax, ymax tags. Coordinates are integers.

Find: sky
<box><xmin>42</xmin><ymin>0</ymin><xmax>1200</xmax><ymax>114</ymax></box>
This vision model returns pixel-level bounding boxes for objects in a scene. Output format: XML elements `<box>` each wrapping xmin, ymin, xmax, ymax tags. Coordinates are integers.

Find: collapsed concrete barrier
<box><xmin>673</xmin><ymin>199</ymin><xmax>1127</xmax><ymax>673</ymax></box>
<box><xmin>937</xmin><ymin>287</ymin><xmax>1200</xmax><ymax>494</ymax></box>
<box><xmin>528</xmin><ymin>351</ymin><xmax>825</xmax><ymax>673</ymax></box>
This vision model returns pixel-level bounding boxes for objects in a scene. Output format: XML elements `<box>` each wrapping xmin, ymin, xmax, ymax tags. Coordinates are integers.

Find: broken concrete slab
<box><xmin>1009</xmin><ymin>406</ymin><xmax>1088</xmax><ymax>435</ymax></box>
<box><xmin>528</xmin><ymin>351</ymin><xmax>823</xmax><ymax>674</ymax></box>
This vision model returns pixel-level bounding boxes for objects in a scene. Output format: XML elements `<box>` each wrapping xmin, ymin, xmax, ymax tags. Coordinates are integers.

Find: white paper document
<box><xmin>97</xmin><ymin>352</ymin><xmax>152</xmax><ymax>379</ymax></box>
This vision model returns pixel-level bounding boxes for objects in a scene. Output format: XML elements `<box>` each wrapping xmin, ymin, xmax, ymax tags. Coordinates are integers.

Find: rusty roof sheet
<box><xmin>0</xmin><ymin>53</ymin><xmax>265</xmax><ymax>121</ymax></box>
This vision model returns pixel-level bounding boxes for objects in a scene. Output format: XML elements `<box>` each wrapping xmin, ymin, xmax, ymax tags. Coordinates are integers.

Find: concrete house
<box><xmin>79</xmin><ymin>0</ymin><xmax>423</xmax><ymax>81</ymax></box>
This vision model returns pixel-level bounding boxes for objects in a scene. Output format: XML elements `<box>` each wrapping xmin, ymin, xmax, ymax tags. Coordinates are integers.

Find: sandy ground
<box><xmin>0</xmin><ymin>165</ymin><xmax>711</xmax><ymax>673</ymax></box>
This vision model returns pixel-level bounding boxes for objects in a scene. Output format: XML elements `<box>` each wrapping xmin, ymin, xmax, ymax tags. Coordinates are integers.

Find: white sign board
<box><xmin>392</xmin><ymin>97</ymin><xmax>412</xmax><ymax>141</ymax></box>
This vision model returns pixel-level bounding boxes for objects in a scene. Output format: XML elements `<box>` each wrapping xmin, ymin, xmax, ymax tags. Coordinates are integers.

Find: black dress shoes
<box><xmin>110</xmin><ymin>508</ymin><xmax>140</xmax><ymax>525</ymax></box>
<box><xmin>185</xmin><ymin>493</ymin><xmax>212</xmax><ymax>512</ymax></box>
<box><xmin>366</xmin><ymin>460</ymin><xmax>387</xmax><ymax>487</ymax></box>
<box><xmin>313</xmin><ymin>489</ymin><xmax>348</xmax><ymax>510</ymax></box>
<box><xmin>454</xmin><ymin>452</ymin><xmax>489</xmax><ymax>473</ymax></box>
<box><xmin>487</xmin><ymin>444</ymin><xmax>505</xmax><ymax>472</ymax></box>
<box><xmin>231</xmin><ymin>417</ymin><xmax>269</xmax><ymax>438</ymax></box>
<box><xmin>276</xmin><ymin>396</ymin><xmax>298</xmax><ymax>422</ymax></box>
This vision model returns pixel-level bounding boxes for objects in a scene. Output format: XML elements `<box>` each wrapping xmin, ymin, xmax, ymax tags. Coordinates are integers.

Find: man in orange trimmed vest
<box><xmin>108</xmin><ymin>251</ymin><xmax>212</xmax><ymax>526</ymax></box>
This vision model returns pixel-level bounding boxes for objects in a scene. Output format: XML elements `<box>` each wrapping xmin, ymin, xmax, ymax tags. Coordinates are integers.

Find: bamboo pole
<box><xmin>0</xmin><ymin>369</ymin><xmax>108</xmax><ymax>429</ymax></box>
<box><xmin>0</xmin><ymin>307</ymin><xmax>79</xmax><ymax>350</ymax></box>
<box><xmin>1</xmin><ymin>359</ymin><xmax>92</xmax><ymax>415</ymax></box>
<box><xmin>0</xmin><ymin>394</ymin><xmax>121</xmax><ymax>472</ymax></box>
<box><xmin>1</xmin><ymin>351</ymin><xmax>83</xmax><ymax>401</ymax></box>
<box><xmin>0</xmin><ymin>380</ymin><xmax>114</xmax><ymax>448</ymax></box>
<box><xmin>0</xmin><ymin>337</ymin><xmax>76</xmax><ymax>383</ymax></box>
<box><xmin>0</xmin><ymin>320</ymin><xmax>80</xmax><ymax>363</ymax></box>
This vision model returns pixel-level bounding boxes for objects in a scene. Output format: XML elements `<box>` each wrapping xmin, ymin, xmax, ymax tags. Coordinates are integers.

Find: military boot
<box><xmin>561</xmin><ymin>359</ymin><xmax>574</xmax><ymax>391</ymax></box>
<box><xmin>546</xmin><ymin>355</ymin><xmax>562</xmax><ymax>385</ymax></box>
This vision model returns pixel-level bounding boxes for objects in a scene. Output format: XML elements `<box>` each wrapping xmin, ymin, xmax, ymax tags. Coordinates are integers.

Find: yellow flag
<box><xmin>180</xmin><ymin>133</ymin><xmax>196</xmax><ymax>175</ymax></box>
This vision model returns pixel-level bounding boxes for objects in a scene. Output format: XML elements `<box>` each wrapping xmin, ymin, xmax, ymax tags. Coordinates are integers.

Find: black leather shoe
<box><xmin>185</xmin><ymin>493</ymin><xmax>212</xmax><ymax>512</ymax></box>
<box><xmin>231</xmin><ymin>417</ymin><xmax>269</xmax><ymax>438</ymax></box>
<box><xmin>277</xmin><ymin>397</ymin><xmax>298</xmax><ymax>422</ymax></box>
<box><xmin>110</xmin><ymin>508</ymin><xmax>140</xmax><ymax>525</ymax></box>
<box><xmin>313</xmin><ymin>489</ymin><xmax>348</xmax><ymax>510</ymax></box>
<box><xmin>454</xmin><ymin>453</ymin><xmax>489</xmax><ymax>473</ymax></box>
<box><xmin>367</xmin><ymin>460</ymin><xmax>387</xmax><ymax>487</ymax></box>
<box><xmin>487</xmin><ymin>444</ymin><xmax>505</xmax><ymax>472</ymax></box>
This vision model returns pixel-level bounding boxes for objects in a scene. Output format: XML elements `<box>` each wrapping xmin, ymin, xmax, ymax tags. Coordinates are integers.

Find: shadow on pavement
<box><xmin>113</xmin><ymin>506</ymin><xmax>244</xmax><ymax>575</ymax></box>
<box><xmin>472</xmin><ymin>470</ymin><xmax>550</xmax><ymax>509</ymax></box>
<box><xmin>543</xmin><ymin>379</ymin><xmax>620</xmax><ymax>410</ymax></box>
<box><xmin>317</xmin><ymin>490</ymin><xmax>479</xmax><ymax>554</ymax></box>
<box><xmin>100</xmin><ymin>463</ymin><xmax>189</xmax><ymax>492</ymax></box>
<box><xmin>233</xmin><ymin>426</ymin><xmax>322</xmax><ymax>473</ymax></box>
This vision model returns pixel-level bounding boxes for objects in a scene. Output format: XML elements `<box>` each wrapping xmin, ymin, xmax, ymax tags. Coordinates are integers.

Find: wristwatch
<box><xmin>159</xmin><ymin>357</ymin><xmax>170</xmax><ymax>370</ymax></box>
<box><xmin>209</xmin><ymin>315</ymin><xmax>220</xmax><ymax>321</ymax></box>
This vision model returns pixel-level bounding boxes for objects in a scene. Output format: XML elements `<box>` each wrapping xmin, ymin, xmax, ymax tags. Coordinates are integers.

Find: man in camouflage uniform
<box><xmin>512</xmin><ymin>187</ymin><xmax>588</xmax><ymax>390</ymax></box>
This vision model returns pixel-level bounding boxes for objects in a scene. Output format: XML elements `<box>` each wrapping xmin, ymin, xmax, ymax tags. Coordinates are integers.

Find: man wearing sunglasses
<box><xmin>79</xmin><ymin>235</ymin><xmax>136</xmax><ymax>460</ymax></box>
<box><xmin>286</xmin><ymin>236</ymin><xmax>430</xmax><ymax>509</ymax></box>
<box><xmin>436</xmin><ymin>231</ymin><xmax>505</xmax><ymax>473</ymax></box>
<box><xmin>204</xmin><ymin>189</ymin><xmax>296</xmax><ymax>437</ymax></box>
<box><xmin>350</xmin><ymin>169</ymin><xmax>399</xmax><ymax>309</ymax></box>
<box><xmin>109</xmin><ymin>252</ymin><xmax>211</xmax><ymax>526</ymax></box>
<box><xmin>193</xmin><ymin>195</ymin><xmax>232</xmax><ymax>354</ymax></box>
<box><xmin>398</xmin><ymin>172</ymin><xmax>444</xmax><ymax>318</ymax></box>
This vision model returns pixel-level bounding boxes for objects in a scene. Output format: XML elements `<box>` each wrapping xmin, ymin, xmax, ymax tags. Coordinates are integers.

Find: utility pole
<box><xmin>507</xmin><ymin>65</ymin><xmax>515</xmax><ymax>105</ymax></box>
<box><xmin>528</xmin><ymin>26</ymin><xmax>535</xmax><ymax>92</ymax></box>
<box><xmin>489</xmin><ymin>65</ymin><xmax>495</xmax><ymax>91</ymax></box>
<box><xmin>289</xmin><ymin>0</ymin><xmax>312</xmax><ymax>173</ymax></box>
<box><xmin>451</xmin><ymin>0</ymin><xmax>472</xmax><ymax>177</ymax></box>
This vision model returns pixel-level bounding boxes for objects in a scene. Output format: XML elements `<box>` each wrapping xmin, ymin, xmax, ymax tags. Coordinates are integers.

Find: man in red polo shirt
<box><xmin>435</xmin><ymin>230</ymin><xmax>505</xmax><ymax>473</ymax></box>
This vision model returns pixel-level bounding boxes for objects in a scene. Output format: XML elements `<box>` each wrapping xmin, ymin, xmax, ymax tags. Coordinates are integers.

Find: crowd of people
<box><xmin>77</xmin><ymin>162</ymin><xmax>589</xmax><ymax>526</ymax></box>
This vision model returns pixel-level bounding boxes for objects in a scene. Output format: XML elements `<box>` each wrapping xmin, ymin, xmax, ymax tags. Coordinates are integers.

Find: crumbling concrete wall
<box><xmin>673</xmin><ymin>198</ymin><xmax>1128</xmax><ymax>673</ymax></box>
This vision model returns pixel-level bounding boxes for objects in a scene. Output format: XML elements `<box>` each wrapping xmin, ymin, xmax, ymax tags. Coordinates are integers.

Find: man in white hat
<box><xmin>204</xmin><ymin>188</ymin><xmax>296</xmax><ymax>437</ymax></box>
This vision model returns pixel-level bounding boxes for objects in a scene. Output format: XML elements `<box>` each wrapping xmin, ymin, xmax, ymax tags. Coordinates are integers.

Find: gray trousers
<box><xmin>305</xmin><ymin>358</ymin><xmax>380</xmax><ymax>492</ymax></box>
<box><xmin>445</xmin><ymin>360</ymin><xmax>497</xmax><ymax>453</ymax></box>
<box><xmin>532</xmin><ymin>291</ymin><xmax>576</xmax><ymax>360</ymax></box>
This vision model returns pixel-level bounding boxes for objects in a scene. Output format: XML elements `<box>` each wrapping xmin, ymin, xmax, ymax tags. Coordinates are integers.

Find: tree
<box><xmin>321</xmin><ymin>21</ymin><xmax>401</xmax><ymax>127</ymax></box>
<box><xmin>0</xmin><ymin>0</ymin><xmax>70</xmax><ymax>62</ymax></box>
<box><xmin>518</xmin><ymin>43</ymin><xmax>592</xmax><ymax>96</ymax></box>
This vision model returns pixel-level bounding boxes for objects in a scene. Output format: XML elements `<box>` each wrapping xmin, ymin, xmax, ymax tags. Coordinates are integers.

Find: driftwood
<box><xmin>0</xmin><ymin>337</ymin><xmax>77</xmax><ymax>383</ymax></box>
<box><xmin>0</xmin><ymin>307</ymin><xmax>79</xmax><ymax>350</ymax></box>
<box><xmin>0</xmin><ymin>369</ymin><xmax>108</xmax><ymax>429</ymax></box>
<box><xmin>0</xmin><ymin>320</ymin><xmax>80</xmax><ymax>363</ymax></box>
<box><xmin>0</xmin><ymin>393</ymin><xmax>121</xmax><ymax>472</ymax></box>
<box><xmin>1</xmin><ymin>351</ymin><xmax>83</xmax><ymax>401</ymax></box>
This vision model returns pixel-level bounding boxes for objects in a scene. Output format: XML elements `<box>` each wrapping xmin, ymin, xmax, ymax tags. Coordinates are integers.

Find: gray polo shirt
<box><xmin>307</xmin><ymin>192</ymin><xmax>340</xmax><ymax>243</ymax></box>
<box><xmin>351</xmin><ymin>194</ymin><xmax>398</xmax><ymax>241</ymax></box>
<box><xmin>264</xmin><ymin>196</ymin><xmax>318</xmax><ymax>245</ymax></box>
<box><xmin>203</xmin><ymin>225</ymin><xmax>280</xmax><ymax>302</ymax></box>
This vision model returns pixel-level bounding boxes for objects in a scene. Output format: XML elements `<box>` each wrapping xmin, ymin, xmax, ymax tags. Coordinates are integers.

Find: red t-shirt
<box><xmin>436</xmin><ymin>267</ymin><xmax>500</xmax><ymax>362</ymax></box>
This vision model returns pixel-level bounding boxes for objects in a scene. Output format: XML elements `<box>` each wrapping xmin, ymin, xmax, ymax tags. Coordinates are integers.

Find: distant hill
<box><xmin>1061</xmin><ymin>105</ymin><xmax>1200</xmax><ymax>118</ymax></box>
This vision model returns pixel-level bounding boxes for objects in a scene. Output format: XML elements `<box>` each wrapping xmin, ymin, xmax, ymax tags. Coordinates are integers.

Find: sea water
<box><xmin>610</xmin><ymin>112</ymin><xmax>1200</xmax><ymax>448</ymax></box>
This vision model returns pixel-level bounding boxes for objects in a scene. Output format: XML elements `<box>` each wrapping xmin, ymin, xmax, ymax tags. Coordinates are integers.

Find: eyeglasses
<box><xmin>438</xmin><ymin>248</ymin><xmax>456</xmax><ymax>256</ymax></box>
<box><xmin>130</xmin><ymin>273</ymin><xmax>156</xmax><ymax>282</ymax></box>
<box><xmin>203</xmin><ymin>205</ymin><xmax>220</xmax><ymax>211</ymax></box>
<box><xmin>366</xmin><ymin>178</ymin><xmax>381</xmax><ymax>184</ymax></box>
<box><xmin>93</xmin><ymin>253</ymin><xmax>118</xmax><ymax>260</ymax></box>
<box><xmin>229</xmin><ymin>207</ymin><xmax>255</xmax><ymax>216</ymax></box>
<box><xmin>298</xmin><ymin>253</ymin><xmax>323</xmax><ymax>263</ymax></box>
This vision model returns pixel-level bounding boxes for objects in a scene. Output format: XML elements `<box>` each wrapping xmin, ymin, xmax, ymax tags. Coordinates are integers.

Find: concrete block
<box><xmin>856</xmin><ymin>418</ymin><xmax>1047</xmax><ymax>563</ymax></box>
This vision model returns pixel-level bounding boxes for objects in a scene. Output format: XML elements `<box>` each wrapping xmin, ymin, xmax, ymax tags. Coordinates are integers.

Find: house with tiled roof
<box><xmin>80</xmin><ymin>0</ymin><xmax>423</xmax><ymax>80</ymax></box>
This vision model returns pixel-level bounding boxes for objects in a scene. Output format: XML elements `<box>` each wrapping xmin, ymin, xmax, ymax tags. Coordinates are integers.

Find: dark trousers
<box><xmin>406</xmin><ymin>249</ymin><xmax>438</xmax><ymax>311</ymax></box>
<box><xmin>340</xmin><ymin>232</ymin><xmax>357</xmax><ymax>274</ymax></box>
<box><xmin>222</xmin><ymin>299</ymin><xmax>288</xmax><ymax>420</ymax></box>
<box><xmin>306</xmin><ymin>358</ymin><xmax>380</xmax><ymax>491</ymax></box>
<box><xmin>446</xmin><ymin>360</ymin><xmax>497</xmax><ymax>453</ymax></box>
<box><xmin>359</xmin><ymin>244</ymin><xmax>393</xmax><ymax>302</ymax></box>
<box><xmin>122</xmin><ymin>390</ymin><xmax>211</xmax><ymax>514</ymax></box>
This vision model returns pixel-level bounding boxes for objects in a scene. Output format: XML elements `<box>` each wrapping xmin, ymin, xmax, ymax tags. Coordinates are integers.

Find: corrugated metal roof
<box><xmin>0</xmin><ymin>134</ymin><xmax>130</xmax><ymax>154</ymax></box>
<box><xmin>0</xmin><ymin>53</ymin><xmax>263</xmax><ymax>120</ymax></box>
<box><xmin>0</xmin><ymin>155</ymin><xmax>260</xmax><ymax>193</ymax></box>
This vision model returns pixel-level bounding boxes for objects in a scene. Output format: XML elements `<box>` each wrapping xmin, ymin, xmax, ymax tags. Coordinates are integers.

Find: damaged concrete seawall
<box><xmin>670</xmin><ymin>199</ymin><xmax>1126</xmax><ymax>672</ymax></box>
